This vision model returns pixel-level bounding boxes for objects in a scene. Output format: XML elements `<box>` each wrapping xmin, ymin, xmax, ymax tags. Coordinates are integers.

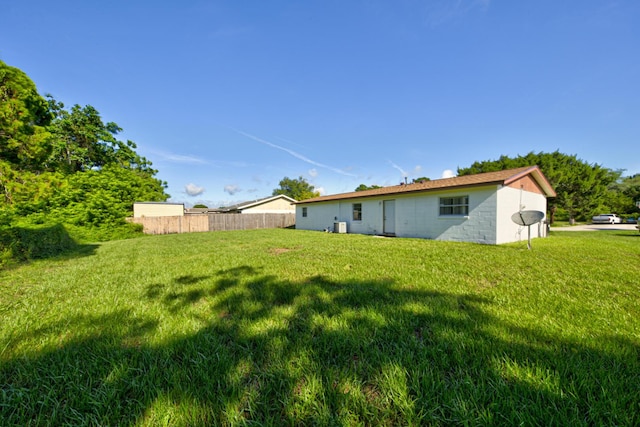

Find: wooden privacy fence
<box><xmin>129</xmin><ymin>213</ymin><xmax>296</xmax><ymax>235</ymax></box>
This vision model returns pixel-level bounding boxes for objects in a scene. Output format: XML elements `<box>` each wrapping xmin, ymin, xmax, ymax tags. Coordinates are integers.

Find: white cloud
<box><xmin>185</xmin><ymin>183</ymin><xmax>205</xmax><ymax>196</ymax></box>
<box><xmin>316</xmin><ymin>187</ymin><xmax>326</xmax><ymax>195</ymax></box>
<box><xmin>308</xmin><ymin>168</ymin><xmax>318</xmax><ymax>177</ymax></box>
<box><xmin>224</xmin><ymin>184</ymin><xmax>241</xmax><ymax>195</ymax></box>
<box><xmin>441</xmin><ymin>169</ymin><xmax>455</xmax><ymax>178</ymax></box>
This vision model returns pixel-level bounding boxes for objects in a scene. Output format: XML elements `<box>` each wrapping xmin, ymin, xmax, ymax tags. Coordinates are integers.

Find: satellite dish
<box><xmin>511</xmin><ymin>210</ymin><xmax>545</xmax><ymax>249</ymax></box>
<box><xmin>511</xmin><ymin>210</ymin><xmax>545</xmax><ymax>226</ymax></box>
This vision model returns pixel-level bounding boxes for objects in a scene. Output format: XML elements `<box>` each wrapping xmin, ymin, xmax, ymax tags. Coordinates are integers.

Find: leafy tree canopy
<box><xmin>193</xmin><ymin>204</ymin><xmax>208</xmax><ymax>209</ymax></box>
<box><xmin>457</xmin><ymin>151</ymin><xmax>623</xmax><ymax>221</ymax></box>
<box><xmin>273</xmin><ymin>176</ymin><xmax>320</xmax><ymax>201</ymax></box>
<box><xmin>604</xmin><ymin>173</ymin><xmax>640</xmax><ymax>215</ymax></box>
<box><xmin>0</xmin><ymin>60</ymin><xmax>168</xmax><ymax>238</ymax></box>
<box><xmin>355</xmin><ymin>184</ymin><xmax>382</xmax><ymax>192</ymax></box>
<box><xmin>412</xmin><ymin>177</ymin><xmax>430</xmax><ymax>183</ymax></box>
<box><xmin>47</xmin><ymin>101</ymin><xmax>156</xmax><ymax>175</ymax></box>
<box><xmin>0</xmin><ymin>61</ymin><xmax>53</xmax><ymax>171</ymax></box>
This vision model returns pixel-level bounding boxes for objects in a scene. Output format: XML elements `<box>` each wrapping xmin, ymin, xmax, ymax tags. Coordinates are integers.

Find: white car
<box><xmin>591</xmin><ymin>214</ymin><xmax>622</xmax><ymax>224</ymax></box>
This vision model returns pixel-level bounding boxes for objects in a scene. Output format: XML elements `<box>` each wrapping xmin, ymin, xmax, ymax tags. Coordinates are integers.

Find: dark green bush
<box><xmin>0</xmin><ymin>223</ymin><xmax>77</xmax><ymax>265</ymax></box>
<box><xmin>63</xmin><ymin>222</ymin><xmax>144</xmax><ymax>243</ymax></box>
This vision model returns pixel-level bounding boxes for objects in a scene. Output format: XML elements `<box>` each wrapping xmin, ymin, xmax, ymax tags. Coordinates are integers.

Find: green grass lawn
<box><xmin>1</xmin><ymin>229</ymin><xmax>639</xmax><ymax>426</ymax></box>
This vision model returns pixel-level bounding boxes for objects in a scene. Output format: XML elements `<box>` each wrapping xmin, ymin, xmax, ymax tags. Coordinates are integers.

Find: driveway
<box><xmin>551</xmin><ymin>223</ymin><xmax>638</xmax><ymax>231</ymax></box>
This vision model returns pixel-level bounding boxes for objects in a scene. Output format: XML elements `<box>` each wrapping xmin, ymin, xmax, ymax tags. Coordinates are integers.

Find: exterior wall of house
<box><xmin>296</xmin><ymin>185</ymin><xmax>504</xmax><ymax>244</ymax></box>
<box><xmin>296</xmin><ymin>201</ymin><xmax>348</xmax><ymax>232</ymax></box>
<box><xmin>133</xmin><ymin>202</ymin><xmax>184</xmax><ymax>218</ymax></box>
<box><xmin>495</xmin><ymin>184</ymin><xmax>548</xmax><ymax>244</ymax></box>
<box><xmin>296</xmin><ymin>170</ymin><xmax>552</xmax><ymax>245</ymax></box>
<box><xmin>241</xmin><ymin>198</ymin><xmax>295</xmax><ymax>214</ymax></box>
<box><xmin>388</xmin><ymin>187</ymin><xmax>497</xmax><ymax>243</ymax></box>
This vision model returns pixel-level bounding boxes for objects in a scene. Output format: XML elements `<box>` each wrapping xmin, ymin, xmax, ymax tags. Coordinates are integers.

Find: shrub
<box><xmin>0</xmin><ymin>223</ymin><xmax>77</xmax><ymax>266</ymax></box>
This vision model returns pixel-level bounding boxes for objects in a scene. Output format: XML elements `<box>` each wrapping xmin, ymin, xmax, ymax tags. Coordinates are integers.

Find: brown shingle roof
<box><xmin>297</xmin><ymin>165</ymin><xmax>555</xmax><ymax>204</ymax></box>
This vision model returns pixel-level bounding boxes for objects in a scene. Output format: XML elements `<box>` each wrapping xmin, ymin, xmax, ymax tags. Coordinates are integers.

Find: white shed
<box><xmin>295</xmin><ymin>166</ymin><xmax>556</xmax><ymax>245</ymax></box>
<box><xmin>133</xmin><ymin>202</ymin><xmax>185</xmax><ymax>218</ymax></box>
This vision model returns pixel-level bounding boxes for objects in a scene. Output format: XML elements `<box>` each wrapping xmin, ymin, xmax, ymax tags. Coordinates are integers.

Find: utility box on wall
<box><xmin>334</xmin><ymin>222</ymin><xmax>347</xmax><ymax>234</ymax></box>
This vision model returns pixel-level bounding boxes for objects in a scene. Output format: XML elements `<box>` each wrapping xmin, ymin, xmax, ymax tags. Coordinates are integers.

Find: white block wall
<box><xmin>296</xmin><ymin>184</ymin><xmax>549</xmax><ymax>245</ymax></box>
<box><xmin>495</xmin><ymin>186</ymin><xmax>548</xmax><ymax>244</ymax></box>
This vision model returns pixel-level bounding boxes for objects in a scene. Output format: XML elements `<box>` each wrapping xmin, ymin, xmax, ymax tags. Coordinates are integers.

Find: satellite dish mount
<box><xmin>511</xmin><ymin>210</ymin><xmax>545</xmax><ymax>249</ymax></box>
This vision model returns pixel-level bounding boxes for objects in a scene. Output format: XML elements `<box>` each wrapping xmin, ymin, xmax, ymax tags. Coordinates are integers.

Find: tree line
<box><xmin>1</xmin><ymin>60</ymin><xmax>168</xmax><ymax>241</ymax></box>
<box><xmin>457</xmin><ymin>152</ymin><xmax>640</xmax><ymax>222</ymax></box>
<box><xmin>3</xmin><ymin>58</ymin><xmax>639</xmax><ymax>248</ymax></box>
<box><xmin>289</xmin><ymin>152</ymin><xmax>640</xmax><ymax>223</ymax></box>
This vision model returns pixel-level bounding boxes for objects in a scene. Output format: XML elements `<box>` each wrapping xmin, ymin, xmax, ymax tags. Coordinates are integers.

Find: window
<box><xmin>439</xmin><ymin>196</ymin><xmax>469</xmax><ymax>216</ymax></box>
<box><xmin>353</xmin><ymin>203</ymin><xmax>362</xmax><ymax>221</ymax></box>
<box><xmin>302</xmin><ymin>207</ymin><xmax>307</xmax><ymax>218</ymax></box>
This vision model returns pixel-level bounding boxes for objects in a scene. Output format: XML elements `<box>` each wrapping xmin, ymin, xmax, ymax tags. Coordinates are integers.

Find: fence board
<box><xmin>129</xmin><ymin>213</ymin><xmax>295</xmax><ymax>235</ymax></box>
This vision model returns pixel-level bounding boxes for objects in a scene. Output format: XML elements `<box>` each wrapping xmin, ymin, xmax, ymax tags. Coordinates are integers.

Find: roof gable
<box><xmin>297</xmin><ymin>166</ymin><xmax>556</xmax><ymax>204</ymax></box>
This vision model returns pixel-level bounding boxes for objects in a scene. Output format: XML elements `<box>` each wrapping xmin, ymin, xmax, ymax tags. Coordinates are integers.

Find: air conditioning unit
<box><xmin>334</xmin><ymin>221</ymin><xmax>347</xmax><ymax>234</ymax></box>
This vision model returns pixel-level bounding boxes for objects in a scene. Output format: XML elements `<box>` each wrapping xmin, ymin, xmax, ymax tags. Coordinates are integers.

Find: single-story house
<box><xmin>221</xmin><ymin>195</ymin><xmax>297</xmax><ymax>214</ymax></box>
<box><xmin>295</xmin><ymin>166</ymin><xmax>556</xmax><ymax>245</ymax></box>
<box><xmin>133</xmin><ymin>202</ymin><xmax>184</xmax><ymax>218</ymax></box>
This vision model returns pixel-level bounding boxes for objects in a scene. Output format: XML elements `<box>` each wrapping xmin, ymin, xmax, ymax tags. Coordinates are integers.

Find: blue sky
<box><xmin>2</xmin><ymin>1</ymin><xmax>639</xmax><ymax>207</ymax></box>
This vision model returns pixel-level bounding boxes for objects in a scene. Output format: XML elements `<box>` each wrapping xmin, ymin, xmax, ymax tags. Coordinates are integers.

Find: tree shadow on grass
<box><xmin>0</xmin><ymin>224</ymin><xmax>99</xmax><ymax>270</ymax></box>
<box><xmin>1</xmin><ymin>267</ymin><xmax>638</xmax><ymax>425</ymax></box>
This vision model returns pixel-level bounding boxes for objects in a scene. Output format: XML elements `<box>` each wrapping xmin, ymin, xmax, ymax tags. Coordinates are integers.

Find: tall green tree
<box><xmin>47</xmin><ymin>102</ymin><xmax>156</xmax><ymax>174</ymax></box>
<box><xmin>1</xmin><ymin>61</ymin><xmax>54</xmax><ymax>207</ymax></box>
<box><xmin>0</xmin><ymin>60</ymin><xmax>168</xmax><ymax>234</ymax></box>
<box><xmin>273</xmin><ymin>176</ymin><xmax>320</xmax><ymax>200</ymax></box>
<box><xmin>457</xmin><ymin>151</ymin><xmax>618</xmax><ymax>221</ymax></box>
<box><xmin>618</xmin><ymin>174</ymin><xmax>640</xmax><ymax>205</ymax></box>
<box><xmin>0</xmin><ymin>61</ymin><xmax>53</xmax><ymax>172</ymax></box>
<box><xmin>604</xmin><ymin>173</ymin><xmax>640</xmax><ymax>215</ymax></box>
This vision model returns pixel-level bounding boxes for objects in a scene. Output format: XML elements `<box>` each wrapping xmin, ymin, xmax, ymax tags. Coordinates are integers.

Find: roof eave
<box><xmin>296</xmin><ymin>181</ymin><xmax>506</xmax><ymax>204</ymax></box>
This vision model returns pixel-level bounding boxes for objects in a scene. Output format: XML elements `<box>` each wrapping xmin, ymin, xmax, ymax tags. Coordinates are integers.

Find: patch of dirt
<box><xmin>269</xmin><ymin>247</ymin><xmax>291</xmax><ymax>255</ymax></box>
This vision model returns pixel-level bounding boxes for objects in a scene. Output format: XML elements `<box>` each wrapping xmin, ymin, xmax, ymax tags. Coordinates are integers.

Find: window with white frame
<box><xmin>439</xmin><ymin>196</ymin><xmax>469</xmax><ymax>216</ymax></box>
<box><xmin>302</xmin><ymin>207</ymin><xmax>307</xmax><ymax>217</ymax></box>
<box><xmin>353</xmin><ymin>203</ymin><xmax>362</xmax><ymax>221</ymax></box>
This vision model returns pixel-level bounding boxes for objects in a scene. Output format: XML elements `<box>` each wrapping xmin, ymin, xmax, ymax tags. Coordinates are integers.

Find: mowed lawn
<box><xmin>1</xmin><ymin>228</ymin><xmax>639</xmax><ymax>426</ymax></box>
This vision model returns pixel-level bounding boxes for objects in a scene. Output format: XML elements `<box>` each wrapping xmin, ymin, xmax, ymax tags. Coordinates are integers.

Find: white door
<box><xmin>383</xmin><ymin>200</ymin><xmax>395</xmax><ymax>235</ymax></box>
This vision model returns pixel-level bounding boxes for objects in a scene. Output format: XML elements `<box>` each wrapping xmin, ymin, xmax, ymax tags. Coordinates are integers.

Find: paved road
<box><xmin>551</xmin><ymin>223</ymin><xmax>638</xmax><ymax>231</ymax></box>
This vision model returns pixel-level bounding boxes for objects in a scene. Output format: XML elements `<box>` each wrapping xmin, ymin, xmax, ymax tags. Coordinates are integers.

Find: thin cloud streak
<box><xmin>150</xmin><ymin>150</ymin><xmax>208</xmax><ymax>164</ymax></box>
<box><xmin>149</xmin><ymin>149</ymin><xmax>254</xmax><ymax>168</ymax></box>
<box><xmin>389</xmin><ymin>160</ymin><xmax>408</xmax><ymax>177</ymax></box>
<box><xmin>235</xmin><ymin>129</ymin><xmax>357</xmax><ymax>177</ymax></box>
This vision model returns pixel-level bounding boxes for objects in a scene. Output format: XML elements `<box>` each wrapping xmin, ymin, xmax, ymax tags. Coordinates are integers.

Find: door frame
<box><xmin>383</xmin><ymin>199</ymin><xmax>396</xmax><ymax>236</ymax></box>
